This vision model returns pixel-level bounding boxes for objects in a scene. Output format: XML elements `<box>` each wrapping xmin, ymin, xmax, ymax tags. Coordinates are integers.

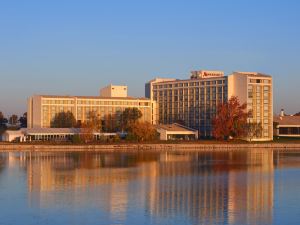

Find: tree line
<box><xmin>50</xmin><ymin>108</ymin><xmax>158</xmax><ymax>143</ymax></box>
<box><xmin>0</xmin><ymin>112</ymin><xmax>27</xmax><ymax>129</ymax></box>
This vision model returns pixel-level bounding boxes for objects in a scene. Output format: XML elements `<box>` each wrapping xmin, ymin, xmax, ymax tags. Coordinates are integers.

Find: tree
<box><xmin>128</xmin><ymin>121</ymin><xmax>158</xmax><ymax>142</ymax></box>
<box><xmin>119</xmin><ymin>108</ymin><xmax>143</xmax><ymax>131</ymax></box>
<box><xmin>79</xmin><ymin>111</ymin><xmax>102</xmax><ymax>143</ymax></box>
<box><xmin>294</xmin><ymin>112</ymin><xmax>300</xmax><ymax>116</ymax></box>
<box><xmin>103</xmin><ymin>114</ymin><xmax>117</xmax><ymax>132</ymax></box>
<box><xmin>51</xmin><ymin>111</ymin><xmax>76</xmax><ymax>128</ymax></box>
<box><xmin>84</xmin><ymin>111</ymin><xmax>102</xmax><ymax>132</ymax></box>
<box><xmin>0</xmin><ymin>112</ymin><xmax>7</xmax><ymax>126</ymax></box>
<box><xmin>212</xmin><ymin>96</ymin><xmax>248</xmax><ymax>140</ymax></box>
<box><xmin>0</xmin><ymin>111</ymin><xmax>4</xmax><ymax>123</ymax></box>
<box><xmin>80</xmin><ymin>123</ymin><xmax>95</xmax><ymax>143</ymax></box>
<box><xmin>9</xmin><ymin>114</ymin><xmax>18</xmax><ymax>125</ymax></box>
<box><xmin>245</xmin><ymin>122</ymin><xmax>263</xmax><ymax>142</ymax></box>
<box><xmin>19</xmin><ymin>112</ymin><xmax>27</xmax><ymax>128</ymax></box>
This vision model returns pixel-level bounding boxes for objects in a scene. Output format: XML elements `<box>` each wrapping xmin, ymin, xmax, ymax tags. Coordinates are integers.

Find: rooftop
<box><xmin>148</xmin><ymin>70</ymin><xmax>272</xmax><ymax>84</ymax></box>
<box><xmin>37</xmin><ymin>95</ymin><xmax>150</xmax><ymax>101</ymax></box>
<box><xmin>274</xmin><ymin>115</ymin><xmax>300</xmax><ymax>126</ymax></box>
<box><xmin>156</xmin><ymin>123</ymin><xmax>197</xmax><ymax>132</ymax></box>
<box><xmin>232</xmin><ymin>71</ymin><xmax>272</xmax><ymax>78</ymax></box>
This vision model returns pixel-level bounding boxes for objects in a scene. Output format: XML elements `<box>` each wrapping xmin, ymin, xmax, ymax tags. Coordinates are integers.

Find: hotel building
<box><xmin>146</xmin><ymin>71</ymin><xmax>228</xmax><ymax>137</ymax></box>
<box><xmin>146</xmin><ymin>70</ymin><xmax>273</xmax><ymax>140</ymax></box>
<box><xmin>28</xmin><ymin>85</ymin><xmax>157</xmax><ymax>129</ymax></box>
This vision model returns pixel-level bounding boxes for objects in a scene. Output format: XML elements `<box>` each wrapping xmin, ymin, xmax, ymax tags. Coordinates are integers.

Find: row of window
<box><xmin>153</xmin><ymin>80</ymin><xmax>226</xmax><ymax>90</ymax></box>
<box><xmin>249</xmin><ymin>79</ymin><xmax>271</xmax><ymax>84</ymax></box>
<box><xmin>154</xmin><ymin>86</ymin><xmax>227</xmax><ymax>94</ymax></box>
<box><xmin>42</xmin><ymin>99</ymin><xmax>150</xmax><ymax>106</ymax></box>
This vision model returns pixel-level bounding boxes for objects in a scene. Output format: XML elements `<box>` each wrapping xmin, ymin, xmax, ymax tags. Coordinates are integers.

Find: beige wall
<box><xmin>27</xmin><ymin>96</ymin><xmax>42</xmax><ymax>128</ymax></box>
<box><xmin>100</xmin><ymin>85</ymin><xmax>128</xmax><ymax>98</ymax></box>
<box><xmin>228</xmin><ymin>73</ymin><xmax>248</xmax><ymax>104</ymax></box>
<box><xmin>28</xmin><ymin>95</ymin><xmax>157</xmax><ymax>128</ymax></box>
<box><xmin>228</xmin><ymin>73</ymin><xmax>273</xmax><ymax>141</ymax></box>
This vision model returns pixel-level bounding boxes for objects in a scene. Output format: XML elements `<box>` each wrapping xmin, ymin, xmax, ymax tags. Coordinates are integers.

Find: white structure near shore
<box><xmin>1</xmin><ymin>130</ymin><xmax>26</xmax><ymax>142</ymax></box>
<box><xmin>156</xmin><ymin>123</ymin><xmax>198</xmax><ymax>141</ymax></box>
<box><xmin>274</xmin><ymin>110</ymin><xmax>300</xmax><ymax>138</ymax></box>
<box><xmin>1</xmin><ymin>128</ymin><xmax>117</xmax><ymax>142</ymax></box>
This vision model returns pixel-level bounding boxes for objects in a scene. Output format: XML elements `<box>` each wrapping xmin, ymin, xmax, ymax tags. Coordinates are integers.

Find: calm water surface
<box><xmin>0</xmin><ymin>149</ymin><xmax>300</xmax><ymax>225</ymax></box>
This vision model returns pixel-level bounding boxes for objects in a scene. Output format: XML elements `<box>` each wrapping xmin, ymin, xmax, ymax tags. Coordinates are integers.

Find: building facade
<box><xmin>28</xmin><ymin>85</ymin><xmax>157</xmax><ymax>129</ymax></box>
<box><xmin>228</xmin><ymin>72</ymin><xmax>273</xmax><ymax>141</ymax></box>
<box><xmin>146</xmin><ymin>70</ymin><xmax>273</xmax><ymax>140</ymax></box>
<box><xmin>274</xmin><ymin>110</ymin><xmax>300</xmax><ymax>137</ymax></box>
<box><xmin>146</xmin><ymin>71</ymin><xmax>228</xmax><ymax>137</ymax></box>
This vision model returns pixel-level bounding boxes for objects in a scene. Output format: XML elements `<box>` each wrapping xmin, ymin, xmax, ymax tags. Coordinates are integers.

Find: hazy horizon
<box><xmin>1</xmin><ymin>0</ymin><xmax>299</xmax><ymax>116</ymax></box>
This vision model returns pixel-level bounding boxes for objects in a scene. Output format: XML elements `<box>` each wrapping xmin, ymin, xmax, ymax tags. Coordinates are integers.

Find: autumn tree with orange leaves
<box><xmin>128</xmin><ymin>121</ymin><xmax>158</xmax><ymax>142</ymax></box>
<box><xmin>212</xmin><ymin>96</ymin><xmax>248</xmax><ymax>140</ymax></box>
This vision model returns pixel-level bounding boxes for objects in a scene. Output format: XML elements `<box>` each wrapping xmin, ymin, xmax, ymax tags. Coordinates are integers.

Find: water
<box><xmin>0</xmin><ymin>149</ymin><xmax>299</xmax><ymax>225</ymax></box>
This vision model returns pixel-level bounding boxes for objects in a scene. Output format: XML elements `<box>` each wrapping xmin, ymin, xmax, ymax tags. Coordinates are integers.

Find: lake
<box><xmin>0</xmin><ymin>149</ymin><xmax>299</xmax><ymax>225</ymax></box>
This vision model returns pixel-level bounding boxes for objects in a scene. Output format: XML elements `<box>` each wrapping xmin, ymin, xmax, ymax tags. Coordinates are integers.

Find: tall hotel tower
<box><xmin>146</xmin><ymin>71</ymin><xmax>227</xmax><ymax>138</ymax></box>
<box><xmin>146</xmin><ymin>70</ymin><xmax>273</xmax><ymax>141</ymax></box>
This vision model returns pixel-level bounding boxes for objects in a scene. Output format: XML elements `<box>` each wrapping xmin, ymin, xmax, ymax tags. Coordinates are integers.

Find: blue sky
<box><xmin>0</xmin><ymin>0</ymin><xmax>299</xmax><ymax>116</ymax></box>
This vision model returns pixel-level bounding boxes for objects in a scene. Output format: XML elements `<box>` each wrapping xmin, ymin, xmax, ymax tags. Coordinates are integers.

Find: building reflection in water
<box><xmin>3</xmin><ymin>149</ymin><xmax>287</xmax><ymax>224</ymax></box>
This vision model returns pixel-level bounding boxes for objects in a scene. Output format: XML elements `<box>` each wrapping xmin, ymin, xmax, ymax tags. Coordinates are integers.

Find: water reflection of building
<box><xmin>146</xmin><ymin>150</ymin><xmax>274</xmax><ymax>225</ymax></box>
<box><xmin>7</xmin><ymin>150</ymin><xmax>277</xmax><ymax>224</ymax></box>
<box><xmin>227</xmin><ymin>150</ymin><xmax>274</xmax><ymax>225</ymax></box>
<box><xmin>146</xmin><ymin>159</ymin><xmax>229</xmax><ymax>224</ymax></box>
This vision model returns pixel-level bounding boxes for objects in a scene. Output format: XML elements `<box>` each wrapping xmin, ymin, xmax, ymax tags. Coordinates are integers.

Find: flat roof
<box><xmin>35</xmin><ymin>95</ymin><xmax>150</xmax><ymax>101</ymax></box>
<box><xmin>232</xmin><ymin>72</ymin><xmax>272</xmax><ymax>78</ymax></box>
<box><xmin>25</xmin><ymin>128</ymin><xmax>82</xmax><ymax>134</ymax></box>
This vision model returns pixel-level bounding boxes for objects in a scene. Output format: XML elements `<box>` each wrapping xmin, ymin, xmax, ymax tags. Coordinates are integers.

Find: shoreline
<box><xmin>1</xmin><ymin>143</ymin><xmax>300</xmax><ymax>152</ymax></box>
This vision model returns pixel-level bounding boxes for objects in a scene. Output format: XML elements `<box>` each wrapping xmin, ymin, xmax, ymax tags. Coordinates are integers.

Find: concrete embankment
<box><xmin>1</xmin><ymin>143</ymin><xmax>300</xmax><ymax>152</ymax></box>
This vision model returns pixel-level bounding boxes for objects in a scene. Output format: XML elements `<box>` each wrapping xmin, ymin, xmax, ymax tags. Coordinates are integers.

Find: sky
<box><xmin>0</xmin><ymin>0</ymin><xmax>300</xmax><ymax>116</ymax></box>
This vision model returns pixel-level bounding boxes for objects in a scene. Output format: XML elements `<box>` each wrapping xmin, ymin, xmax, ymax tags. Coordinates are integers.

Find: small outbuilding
<box><xmin>1</xmin><ymin>129</ymin><xmax>26</xmax><ymax>142</ymax></box>
<box><xmin>156</xmin><ymin>123</ymin><xmax>198</xmax><ymax>141</ymax></box>
<box><xmin>274</xmin><ymin>115</ymin><xmax>300</xmax><ymax>137</ymax></box>
<box><xmin>1</xmin><ymin>128</ymin><xmax>117</xmax><ymax>142</ymax></box>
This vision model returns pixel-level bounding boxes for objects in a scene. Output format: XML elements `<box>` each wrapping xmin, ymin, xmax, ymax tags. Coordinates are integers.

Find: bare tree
<box><xmin>245</xmin><ymin>122</ymin><xmax>263</xmax><ymax>142</ymax></box>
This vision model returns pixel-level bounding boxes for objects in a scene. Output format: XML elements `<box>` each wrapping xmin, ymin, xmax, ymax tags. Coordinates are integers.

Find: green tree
<box><xmin>0</xmin><ymin>111</ymin><xmax>4</xmax><ymax>122</ymax></box>
<box><xmin>9</xmin><ymin>114</ymin><xmax>18</xmax><ymax>125</ymax></box>
<box><xmin>51</xmin><ymin>111</ymin><xmax>76</xmax><ymax>128</ymax></box>
<box><xmin>212</xmin><ymin>96</ymin><xmax>248</xmax><ymax>140</ymax></box>
<box><xmin>120</xmin><ymin>108</ymin><xmax>142</xmax><ymax>131</ymax></box>
<box><xmin>0</xmin><ymin>112</ymin><xmax>7</xmax><ymax>133</ymax></box>
<box><xmin>19</xmin><ymin>112</ymin><xmax>27</xmax><ymax>128</ymax></box>
<box><xmin>0</xmin><ymin>112</ymin><xmax>7</xmax><ymax>126</ymax></box>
